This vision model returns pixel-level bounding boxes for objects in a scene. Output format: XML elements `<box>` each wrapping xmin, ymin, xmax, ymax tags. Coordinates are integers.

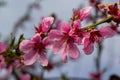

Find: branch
<box><xmin>84</xmin><ymin>16</ymin><xmax>113</xmax><ymax>30</ymax></box>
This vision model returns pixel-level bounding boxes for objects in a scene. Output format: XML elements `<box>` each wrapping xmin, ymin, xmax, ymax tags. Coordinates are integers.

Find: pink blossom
<box><xmin>0</xmin><ymin>42</ymin><xmax>7</xmax><ymax>53</ymax></box>
<box><xmin>0</xmin><ymin>55</ymin><xmax>6</xmax><ymax>71</ymax></box>
<box><xmin>20</xmin><ymin>74</ymin><xmax>31</xmax><ymax>80</ymax></box>
<box><xmin>89</xmin><ymin>0</ymin><xmax>98</xmax><ymax>6</ymax></box>
<box><xmin>35</xmin><ymin>16</ymin><xmax>54</xmax><ymax>34</ymax></box>
<box><xmin>19</xmin><ymin>33</ymin><xmax>49</xmax><ymax>66</ymax></box>
<box><xmin>49</xmin><ymin>22</ymin><xmax>80</xmax><ymax>62</ymax></box>
<box><xmin>83</xmin><ymin>26</ymin><xmax>117</xmax><ymax>55</ymax></box>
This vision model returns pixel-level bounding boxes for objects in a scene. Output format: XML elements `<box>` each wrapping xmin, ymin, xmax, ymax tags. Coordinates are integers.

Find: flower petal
<box><xmin>83</xmin><ymin>38</ymin><xmax>94</xmax><ymax>55</ymax></box>
<box><xmin>19</xmin><ymin>40</ymin><xmax>34</xmax><ymax>54</ymax></box>
<box><xmin>7</xmin><ymin>65</ymin><xmax>13</xmax><ymax>76</ymax></box>
<box><xmin>99</xmin><ymin>27</ymin><xmax>117</xmax><ymax>39</ymax></box>
<box><xmin>20</xmin><ymin>74</ymin><xmax>31</xmax><ymax>80</ymax></box>
<box><xmin>73</xmin><ymin>20</ymin><xmax>81</xmax><ymax>29</ymax></box>
<box><xmin>43</xmin><ymin>37</ymin><xmax>53</xmax><ymax>49</ymax></box>
<box><xmin>42</xmin><ymin>17</ymin><xmax>54</xmax><ymax>33</ymax></box>
<box><xmin>71</xmin><ymin>35</ymin><xmax>82</xmax><ymax>45</ymax></box>
<box><xmin>39</xmin><ymin>52</ymin><xmax>48</xmax><ymax>66</ymax></box>
<box><xmin>79</xmin><ymin>6</ymin><xmax>92</xmax><ymax>21</ymax></box>
<box><xmin>23</xmin><ymin>50</ymin><xmax>37</xmax><ymax>65</ymax></box>
<box><xmin>61</xmin><ymin>22</ymin><xmax>71</xmax><ymax>33</ymax></box>
<box><xmin>53</xmin><ymin>39</ymin><xmax>65</xmax><ymax>54</ymax></box>
<box><xmin>31</xmin><ymin>33</ymin><xmax>41</xmax><ymax>43</ymax></box>
<box><xmin>48</xmin><ymin>30</ymin><xmax>63</xmax><ymax>40</ymax></box>
<box><xmin>68</xmin><ymin>43</ymin><xmax>80</xmax><ymax>59</ymax></box>
<box><xmin>0</xmin><ymin>55</ymin><xmax>6</xmax><ymax>71</ymax></box>
<box><xmin>0</xmin><ymin>42</ymin><xmax>7</xmax><ymax>53</ymax></box>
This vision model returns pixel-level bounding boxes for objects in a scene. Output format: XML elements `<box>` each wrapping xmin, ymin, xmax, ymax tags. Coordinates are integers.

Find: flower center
<box><xmin>34</xmin><ymin>42</ymin><xmax>46</xmax><ymax>53</ymax></box>
<box><xmin>64</xmin><ymin>33</ymin><xmax>74</xmax><ymax>43</ymax></box>
<box><xmin>90</xmin><ymin>30</ymin><xmax>102</xmax><ymax>42</ymax></box>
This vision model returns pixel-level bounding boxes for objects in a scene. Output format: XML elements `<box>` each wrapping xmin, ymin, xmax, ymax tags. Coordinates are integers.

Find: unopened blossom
<box><xmin>19</xmin><ymin>33</ymin><xmax>49</xmax><ymax>66</ymax></box>
<box><xmin>0</xmin><ymin>55</ymin><xmax>6</xmax><ymax>71</ymax></box>
<box><xmin>0</xmin><ymin>42</ymin><xmax>7</xmax><ymax>53</ymax></box>
<box><xmin>108</xmin><ymin>3</ymin><xmax>120</xmax><ymax>23</ymax></box>
<box><xmin>90</xmin><ymin>72</ymin><xmax>102</xmax><ymax>80</ymax></box>
<box><xmin>72</xmin><ymin>6</ymin><xmax>92</xmax><ymax>21</ymax></box>
<box><xmin>89</xmin><ymin>0</ymin><xmax>98</xmax><ymax>6</ymax></box>
<box><xmin>49</xmin><ymin>22</ymin><xmax>80</xmax><ymax>62</ymax></box>
<box><xmin>108</xmin><ymin>3</ymin><xmax>119</xmax><ymax>17</ymax></box>
<box><xmin>35</xmin><ymin>16</ymin><xmax>54</xmax><ymax>34</ymax></box>
<box><xmin>83</xmin><ymin>26</ymin><xmax>117</xmax><ymax>55</ymax></box>
<box><xmin>98</xmin><ymin>3</ymin><xmax>120</xmax><ymax>23</ymax></box>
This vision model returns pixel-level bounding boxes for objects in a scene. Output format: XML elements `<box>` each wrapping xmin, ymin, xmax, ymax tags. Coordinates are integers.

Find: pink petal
<box><xmin>0</xmin><ymin>42</ymin><xmax>7</xmax><ymax>53</ymax></box>
<box><xmin>53</xmin><ymin>39</ymin><xmax>65</xmax><ymax>54</ymax></box>
<box><xmin>76</xmin><ymin>37</ymin><xmax>82</xmax><ymax>45</ymax></box>
<box><xmin>43</xmin><ymin>37</ymin><xmax>53</xmax><ymax>49</ymax></box>
<box><xmin>42</xmin><ymin>17</ymin><xmax>54</xmax><ymax>33</ymax></box>
<box><xmin>61</xmin><ymin>22</ymin><xmax>71</xmax><ymax>33</ymax></box>
<box><xmin>54</xmin><ymin>19</ymin><xmax>62</xmax><ymax>30</ymax></box>
<box><xmin>0</xmin><ymin>55</ymin><xmax>6</xmax><ymax>71</ymax></box>
<box><xmin>48</xmin><ymin>30</ymin><xmax>63</xmax><ymax>40</ymax></box>
<box><xmin>81</xmin><ymin>30</ymin><xmax>89</xmax><ymax>37</ymax></box>
<box><xmin>43</xmin><ymin>17</ymin><xmax>54</xmax><ymax>25</ymax></box>
<box><xmin>79</xmin><ymin>6</ymin><xmax>92</xmax><ymax>21</ymax></box>
<box><xmin>20</xmin><ymin>74</ymin><xmax>31</xmax><ymax>80</ymax></box>
<box><xmin>83</xmin><ymin>38</ymin><xmax>94</xmax><ymax>55</ymax></box>
<box><xmin>39</xmin><ymin>52</ymin><xmax>48</xmax><ymax>66</ymax></box>
<box><xmin>19</xmin><ymin>40</ymin><xmax>34</xmax><ymax>54</ymax></box>
<box><xmin>73</xmin><ymin>20</ymin><xmax>81</xmax><ymax>29</ymax></box>
<box><xmin>71</xmin><ymin>35</ymin><xmax>82</xmax><ymax>45</ymax></box>
<box><xmin>7</xmin><ymin>65</ymin><xmax>13</xmax><ymax>76</ymax></box>
<box><xmin>35</xmin><ymin>26</ymin><xmax>42</xmax><ymax>33</ymax></box>
<box><xmin>68</xmin><ymin>43</ymin><xmax>80</xmax><ymax>59</ymax></box>
<box><xmin>31</xmin><ymin>33</ymin><xmax>41</xmax><ymax>43</ymax></box>
<box><xmin>100</xmin><ymin>27</ymin><xmax>117</xmax><ymax>39</ymax></box>
<box><xmin>24</xmin><ymin>50</ymin><xmax>37</xmax><ymax>65</ymax></box>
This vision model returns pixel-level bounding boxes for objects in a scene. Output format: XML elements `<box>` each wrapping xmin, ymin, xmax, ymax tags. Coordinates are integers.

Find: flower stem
<box><xmin>84</xmin><ymin>16</ymin><xmax>113</xmax><ymax>30</ymax></box>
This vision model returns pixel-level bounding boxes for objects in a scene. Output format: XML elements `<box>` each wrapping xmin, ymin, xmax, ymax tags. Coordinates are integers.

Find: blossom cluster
<box><xmin>19</xmin><ymin>6</ymin><xmax>117</xmax><ymax>66</ymax></box>
<box><xmin>0</xmin><ymin>4</ymin><xmax>118</xmax><ymax>72</ymax></box>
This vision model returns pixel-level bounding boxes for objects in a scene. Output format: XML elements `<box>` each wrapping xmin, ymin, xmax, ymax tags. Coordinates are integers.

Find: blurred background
<box><xmin>0</xmin><ymin>0</ymin><xmax>120</xmax><ymax>80</ymax></box>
